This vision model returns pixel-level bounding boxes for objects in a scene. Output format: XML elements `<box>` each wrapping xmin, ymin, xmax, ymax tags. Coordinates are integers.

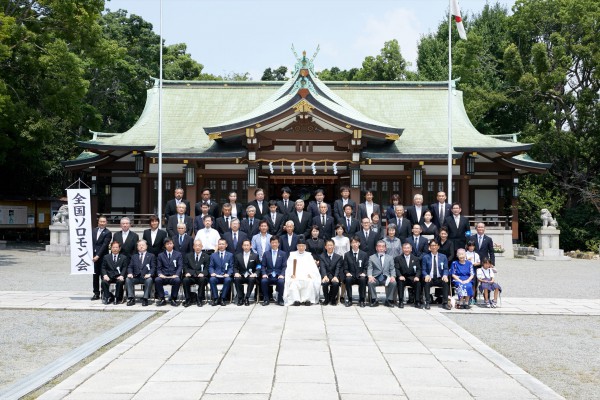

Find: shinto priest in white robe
<box><xmin>283</xmin><ymin>248</ymin><xmax>321</xmax><ymax>305</ymax></box>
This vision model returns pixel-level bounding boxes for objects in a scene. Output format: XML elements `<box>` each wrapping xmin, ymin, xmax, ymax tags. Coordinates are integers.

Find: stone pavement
<box><xmin>0</xmin><ymin>291</ymin><xmax>570</xmax><ymax>400</ymax></box>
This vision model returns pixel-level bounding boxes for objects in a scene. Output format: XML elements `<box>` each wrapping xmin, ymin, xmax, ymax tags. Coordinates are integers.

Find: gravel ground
<box><xmin>448</xmin><ymin>314</ymin><xmax>600</xmax><ymax>400</ymax></box>
<box><xmin>0</xmin><ymin>309</ymin><xmax>135</xmax><ymax>389</ymax></box>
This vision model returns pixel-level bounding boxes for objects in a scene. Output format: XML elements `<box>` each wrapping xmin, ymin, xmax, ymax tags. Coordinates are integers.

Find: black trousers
<box><xmin>398</xmin><ymin>277</ymin><xmax>421</xmax><ymax>303</ymax></box>
<box><xmin>261</xmin><ymin>276</ymin><xmax>285</xmax><ymax>302</ymax></box>
<box><xmin>92</xmin><ymin>260</ymin><xmax>102</xmax><ymax>295</ymax></box>
<box><xmin>423</xmin><ymin>277</ymin><xmax>449</xmax><ymax>304</ymax></box>
<box><xmin>322</xmin><ymin>280</ymin><xmax>340</xmax><ymax>302</ymax></box>
<box><xmin>344</xmin><ymin>275</ymin><xmax>367</xmax><ymax>302</ymax></box>
<box><xmin>155</xmin><ymin>276</ymin><xmax>181</xmax><ymax>300</ymax></box>
<box><xmin>101</xmin><ymin>277</ymin><xmax>125</xmax><ymax>301</ymax></box>
<box><xmin>182</xmin><ymin>276</ymin><xmax>206</xmax><ymax>301</ymax></box>
<box><xmin>234</xmin><ymin>276</ymin><xmax>257</xmax><ymax>300</ymax></box>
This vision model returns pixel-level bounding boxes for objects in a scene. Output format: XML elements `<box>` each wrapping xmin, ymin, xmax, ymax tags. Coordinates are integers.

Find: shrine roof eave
<box><xmin>454</xmin><ymin>143</ymin><xmax>532</xmax><ymax>153</ymax></box>
<box><xmin>77</xmin><ymin>140</ymin><xmax>154</xmax><ymax>152</ymax></box>
<box><xmin>361</xmin><ymin>152</ymin><xmax>462</xmax><ymax>161</ymax></box>
<box><xmin>499</xmin><ymin>155</ymin><xmax>551</xmax><ymax>173</ymax></box>
<box><xmin>144</xmin><ymin>150</ymin><xmax>247</xmax><ymax>159</ymax></box>
<box><xmin>62</xmin><ymin>152</ymin><xmax>114</xmax><ymax>170</ymax></box>
<box><xmin>203</xmin><ymin>94</ymin><xmax>402</xmax><ymax>139</ymax></box>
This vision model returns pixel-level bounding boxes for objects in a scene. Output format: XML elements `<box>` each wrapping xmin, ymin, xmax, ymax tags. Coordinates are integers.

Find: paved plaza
<box><xmin>0</xmin><ymin>246</ymin><xmax>598</xmax><ymax>399</ymax></box>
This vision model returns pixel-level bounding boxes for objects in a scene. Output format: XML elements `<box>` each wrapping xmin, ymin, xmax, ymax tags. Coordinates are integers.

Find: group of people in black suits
<box><xmin>91</xmin><ymin>187</ymin><xmax>495</xmax><ymax>308</ymax></box>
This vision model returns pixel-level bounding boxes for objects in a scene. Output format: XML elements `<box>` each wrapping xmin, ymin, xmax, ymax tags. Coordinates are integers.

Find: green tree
<box><xmin>317</xmin><ymin>67</ymin><xmax>359</xmax><ymax>81</ymax></box>
<box><xmin>261</xmin><ymin>66</ymin><xmax>288</xmax><ymax>81</ymax></box>
<box><xmin>356</xmin><ymin>39</ymin><xmax>416</xmax><ymax>81</ymax></box>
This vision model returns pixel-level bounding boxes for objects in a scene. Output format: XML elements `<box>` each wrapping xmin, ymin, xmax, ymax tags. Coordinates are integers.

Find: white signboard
<box><xmin>67</xmin><ymin>188</ymin><xmax>94</xmax><ymax>275</ymax></box>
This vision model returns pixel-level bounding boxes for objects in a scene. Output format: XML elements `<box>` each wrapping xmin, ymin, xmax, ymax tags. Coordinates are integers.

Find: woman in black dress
<box><xmin>306</xmin><ymin>225</ymin><xmax>325</xmax><ymax>261</ymax></box>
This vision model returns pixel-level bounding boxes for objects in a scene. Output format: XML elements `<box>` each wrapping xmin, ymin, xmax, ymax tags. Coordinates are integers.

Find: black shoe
<box><xmin>424</xmin><ymin>303</ymin><xmax>431</xmax><ymax>310</ymax></box>
<box><xmin>113</xmin><ymin>298</ymin><xmax>120</xmax><ymax>305</ymax></box>
<box><xmin>398</xmin><ymin>302</ymin><xmax>404</xmax><ymax>308</ymax></box>
<box><xmin>322</xmin><ymin>300</ymin><xmax>329</xmax><ymax>306</ymax></box>
<box><xmin>127</xmin><ymin>298</ymin><xmax>135</xmax><ymax>306</ymax></box>
<box><xmin>304</xmin><ymin>301</ymin><xmax>311</xmax><ymax>306</ymax></box>
<box><xmin>197</xmin><ymin>299</ymin><xmax>204</xmax><ymax>307</ymax></box>
<box><xmin>102</xmin><ymin>298</ymin><xmax>109</xmax><ymax>305</ymax></box>
<box><xmin>407</xmin><ymin>298</ymin><xmax>415</xmax><ymax>304</ymax></box>
<box><xmin>345</xmin><ymin>300</ymin><xmax>352</xmax><ymax>307</ymax></box>
<box><xmin>262</xmin><ymin>300</ymin><xmax>270</xmax><ymax>306</ymax></box>
<box><xmin>244</xmin><ymin>298</ymin><xmax>250</xmax><ymax>306</ymax></box>
<box><xmin>237</xmin><ymin>298</ymin><xmax>243</xmax><ymax>306</ymax></box>
<box><xmin>142</xmin><ymin>299</ymin><xmax>148</xmax><ymax>307</ymax></box>
<box><xmin>183</xmin><ymin>300</ymin><xmax>191</xmax><ymax>308</ymax></box>
<box><xmin>384</xmin><ymin>300</ymin><xmax>394</xmax><ymax>308</ymax></box>
<box><xmin>91</xmin><ymin>294</ymin><xmax>100</xmax><ymax>301</ymax></box>
<box><xmin>157</xmin><ymin>298</ymin><xmax>167</xmax><ymax>306</ymax></box>
<box><xmin>414</xmin><ymin>302</ymin><xmax>421</xmax><ymax>308</ymax></box>
<box><xmin>359</xmin><ymin>301</ymin><xmax>366</xmax><ymax>308</ymax></box>
<box><xmin>330</xmin><ymin>301</ymin><xmax>337</xmax><ymax>306</ymax></box>
<box><xmin>277</xmin><ymin>300</ymin><xmax>285</xmax><ymax>306</ymax></box>
<box><xmin>443</xmin><ymin>303</ymin><xmax>452</xmax><ymax>310</ymax></box>
<box><xmin>370</xmin><ymin>300</ymin><xmax>379</xmax><ymax>307</ymax></box>
<box><xmin>211</xmin><ymin>299</ymin><xmax>218</xmax><ymax>306</ymax></box>
<box><xmin>170</xmin><ymin>299</ymin><xmax>179</xmax><ymax>307</ymax></box>
<box><xmin>219</xmin><ymin>298</ymin><xmax>226</xmax><ymax>306</ymax></box>
<box><xmin>293</xmin><ymin>301</ymin><xmax>301</xmax><ymax>306</ymax></box>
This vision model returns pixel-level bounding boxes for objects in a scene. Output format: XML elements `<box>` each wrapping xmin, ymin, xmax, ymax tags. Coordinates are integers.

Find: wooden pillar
<box><xmin>403</xmin><ymin>174</ymin><xmax>412</xmax><ymax>208</ymax></box>
<box><xmin>140</xmin><ymin>171</ymin><xmax>149</xmax><ymax>214</ymax></box>
<box><xmin>460</xmin><ymin>176</ymin><xmax>470</xmax><ymax>212</ymax></box>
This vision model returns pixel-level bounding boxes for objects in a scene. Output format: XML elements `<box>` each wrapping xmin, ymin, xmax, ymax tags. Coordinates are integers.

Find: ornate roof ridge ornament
<box><xmin>291</xmin><ymin>44</ymin><xmax>320</xmax><ymax>76</ymax></box>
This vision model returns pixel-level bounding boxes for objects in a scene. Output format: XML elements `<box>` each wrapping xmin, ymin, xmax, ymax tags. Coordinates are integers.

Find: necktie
<box><xmin>433</xmin><ymin>255</ymin><xmax>438</xmax><ymax>279</ymax></box>
<box><xmin>347</xmin><ymin>218</ymin><xmax>351</xmax><ymax>230</ymax></box>
<box><xmin>233</xmin><ymin>232</ymin><xmax>238</xmax><ymax>248</ymax></box>
<box><xmin>354</xmin><ymin>253</ymin><xmax>358</xmax><ymax>262</ymax></box>
<box><xmin>97</xmin><ymin>229</ymin><xmax>102</xmax><ymax>241</ymax></box>
<box><xmin>284</xmin><ymin>200</ymin><xmax>288</xmax><ymax>208</ymax></box>
<box><xmin>322</xmin><ymin>215</ymin><xmax>326</xmax><ymax>225</ymax></box>
<box><xmin>195</xmin><ymin>254</ymin><xmax>199</xmax><ymax>263</ymax></box>
<box><xmin>249</xmin><ymin>219</ymin><xmax>253</xmax><ymax>229</ymax></box>
<box><xmin>179</xmin><ymin>215</ymin><xmax>183</xmax><ymax>224</ymax></box>
<box><xmin>272</xmin><ymin>214</ymin><xmax>276</xmax><ymax>223</ymax></box>
<box><xmin>139</xmin><ymin>253</ymin><xmax>143</xmax><ymax>261</ymax></box>
<box><xmin>273</xmin><ymin>250</ymin><xmax>277</xmax><ymax>260</ymax></box>
<box><xmin>226</xmin><ymin>217</ymin><xmax>230</xmax><ymax>228</ymax></box>
<box><xmin>179</xmin><ymin>235</ymin><xmax>183</xmax><ymax>245</ymax></box>
<box><xmin>379</xmin><ymin>254</ymin><xmax>383</xmax><ymax>265</ymax></box>
<box><xmin>440</xmin><ymin>204</ymin><xmax>444</xmax><ymax>221</ymax></box>
<box><xmin>365</xmin><ymin>231</ymin><xmax>369</xmax><ymax>240</ymax></box>
<box><xmin>478</xmin><ymin>236</ymin><xmax>483</xmax><ymax>248</ymax></box>
<box><xmin>168</xmin><ymin>252</ymin><xmax>171</xmax><ymax>261</ymax></box>
<box><xmin>113</xmin><ymin>255</ymin><xmax>117</xmax><ymax>263</ymax></box>
<box><xmin>220</xmin><ymin>252</ymin><xmax>224</xmax><ymax>261</ymax></box>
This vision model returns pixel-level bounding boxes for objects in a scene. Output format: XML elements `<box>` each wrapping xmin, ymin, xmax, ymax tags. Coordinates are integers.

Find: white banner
<box><xmin>67</xmin><ymin>188</ymin><xmax>94</xmax><ymax>275</ymax></box>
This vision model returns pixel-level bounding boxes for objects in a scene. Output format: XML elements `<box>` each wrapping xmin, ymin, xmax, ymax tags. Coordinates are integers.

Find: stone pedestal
<box><xmin>529</xmin><ymin>227</ymin><xmax>570</xmax><ymax>261</ymax></box>
<box><xmin>45</xmin><ymin>224</ymin><xmax>70</xmax><ymax>256</ymax></box>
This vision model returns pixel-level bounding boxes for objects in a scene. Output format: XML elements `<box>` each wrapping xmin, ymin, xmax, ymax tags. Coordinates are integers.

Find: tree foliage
<box><xmin>261</xmin><ymin>66</ymin><xmax>288</xmax><ymax>81</ymax></box>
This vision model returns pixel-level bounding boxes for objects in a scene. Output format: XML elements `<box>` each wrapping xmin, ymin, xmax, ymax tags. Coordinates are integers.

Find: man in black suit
<box><xmin>223</xmin><ymin>219</ymin><xmax>248</xmax><ymax>254</ymax></box>
<box><xmin>112</xmin><ymin>217</ymin><xmax>139</xmax><ymax>258</ymax></box>
<box><xmin>307</xmin><ymin>189</ymin><xmax>332</xmax><ymax>219</ymax></box>
<box><xmin>430</xmin><ymin>191</ymin><xmax>451</xmax><ymax>228</ymax></box>
<box><xmin>266</xmin><ymin>200</ymin><xmax>285</xmax><ymax>237</ymax></box>
<box><xmin>101</xmin><ymin>241</ymin><xmax>128</xmax><ymax>305</ymax></box>
<box><xmin>195</xmin><ymin>187</ymin><xmax>219</xmax><ymax>219</ymax></box>
<box><xmin>312</xmin><ymin>202</ymin><xmax>335</xmax><ymax>240</ymax></box>
<box><xmin>333</xmin><ymin>185</ymin><xmax>357</xmax><ymax>222</ymax></box>
<box><xmin>208</xmin><ymin>238</ymin><xmax>235</xmax><ymax>305</ymax></box>
<box><xmin>444</xmin><ymin>202</ymin><xmax>470</xmax><ymax>252</ymax></box>
<box><xmin>167</xmin><ymin>203</ymin><xmax>193</xmax><ymax>238</ymax></box>
<box><xmin>338</xmin><ymin>204</ymin><xmax>360</xmax><ymax>238</ymax></box>
<box><xmin>394</xmin><ymin>242</ymin><xmax>422</xmax><ymax>308</ymax></box>
<box><xmin>260</xmin><ymin>236</ymin><xmax>288</xmax><ymax>306</ymax></box>
<box><xmin>357</xmin><ymin>217</ymin><xmax>378</xmax><ymax>256</ymax></box>
<box><xmin>239</xmin><ymin>205</ymin><xmax>260</xmax><ymax>238</ymax></box>
<box><xmin>357</xmin><ymin>189</ymin><xmax>380</xmax><ymax>222</ymax></box>
<box><xmin>125</xmin><ymin>239</ymin><xmax>155</xmax><ymax>306</ymax></box>
<box><xmin>91</xmin><ymin>215</ymin><xmax>112</xmax><ymax>300</ymax></box>
<box><xmin>319</xmin><ymin>239</ymin><xmax>343</xmax><ymax>305</ymax></box>
<box><xmin>276</xmin><ymin>187</ymin><xmax>294</xmax><ymax>220</ymax></box>
<box><xmin>214</xmin><ymin>203</ymin><xmax>234</xmax><ymax>236</ymax></box>
<box><xmin>289</xmin><ymin>199</ymin><xmax>312</xmax><ymax>237</ymax></box>
<box><xmin>233</xmin><ymin>239</ymin><xmax>260</xmax><ymax>306</ymax></box>
<box><xmin>405</xmin><ymin>224</ymin><xmax>429</xmax><ymax>259</ymax></box>
<box><xmin>279</xmin><ymin>221</ymin><xmax>298</xmax><ymax>254</ymax></box>
<box><xmin>406</xmin><ymin>194</ymin><xmax>429</xmax><ymax>226</ymax></box>
<box><xmin>194</xmin><ymin>202</ymin><xmax>215</xmax><ymax>232</ymax></box>
<box><xmin>155</xmin><ymin>238</ymin><xmax>183</xmax><ymax>307</ymax></box>
<box><xmin>390</xmin><ymin>205</ymin><xmax>411</xmax><ymax>242</ymax></box>
<box><xmin>165</xmin><ymin>187</ymin><xmax>190</xmax><ymax>220</ymax></box>
<box><xmin>172</xmin><ymin>223</ymin><xmax>194</xmax><ymax>256</ymax></box>
<box><xmin>247</xmin><ymin>188</ymin><xmax>268</xmax><ymax>220</ymax></box>
<box><xmin>142</xmin><ymin>215</ymin><xmax>167</xmax><ymax>257</ymax></box>
<box><xmin>342</xmin><ymin>236</ymin><xmax>369</xmax><ymax>307</ymax></box>
<box><xmin>182</xmin><ymin>239</ymin><xmax>210</xmax><ymax>307</ymax></box>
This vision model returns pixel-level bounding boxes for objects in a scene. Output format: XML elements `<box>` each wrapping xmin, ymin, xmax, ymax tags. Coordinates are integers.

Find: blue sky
<box><xmin>106</xmin><ymin>0</ymin><xmax>516</xmax><ymax>79</ymax></box>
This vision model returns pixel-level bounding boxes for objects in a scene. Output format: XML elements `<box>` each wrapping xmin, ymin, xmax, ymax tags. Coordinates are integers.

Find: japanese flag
<box><xmin>451</xmin><ymin>0</ymin><xmax>467</xmax><ymax>40</ymax></box>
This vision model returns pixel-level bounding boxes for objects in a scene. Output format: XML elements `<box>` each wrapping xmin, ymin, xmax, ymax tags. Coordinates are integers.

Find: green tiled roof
<box><xmin>79</xmin><ymin>78</ymin><xmax>532</xmax><ymax>158</ymax></box>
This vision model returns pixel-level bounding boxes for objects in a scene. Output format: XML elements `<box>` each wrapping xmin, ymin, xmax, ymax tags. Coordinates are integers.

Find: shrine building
<box><xmin>65</xmin><ymin>51</ymin><xmax>549</xmax><ymax>242</ymax></box>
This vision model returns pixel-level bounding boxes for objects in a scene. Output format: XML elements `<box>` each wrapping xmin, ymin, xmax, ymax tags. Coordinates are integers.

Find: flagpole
<box><xmin>157</xmin><ymin>0</ymin><xmax>164</xmax><ymax>228</ymax></box>
<box><xmin>447</xmin><ymin>0</ymin><xmax>453</xmax><ymax>204</ymax></box>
